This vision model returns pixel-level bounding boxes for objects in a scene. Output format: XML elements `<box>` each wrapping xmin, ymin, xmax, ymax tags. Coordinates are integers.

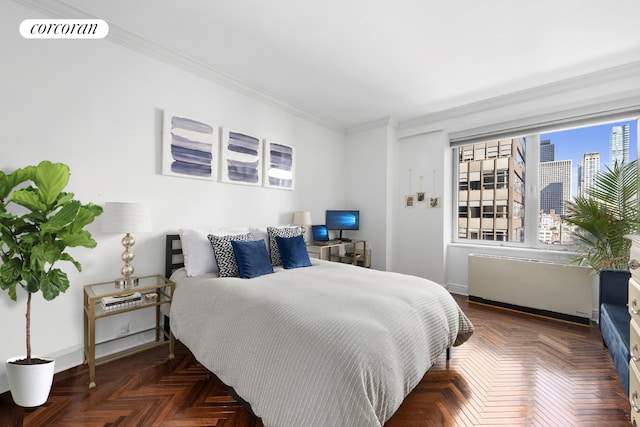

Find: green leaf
<box><xmin>41</xmin><ymin>269</ymin><xmax>69</xmax><ymax>301</ymax></box>
<box><xmin>60</xmin><ymin>252</ymin><xmax>82</xmax><ymax>272</ymax></box>
<box><xmin>60</xmin><ymin>230</ymin><xmax>97</xmax><ymax>248</ymax></box>
<box><xmin>0</xmin><ymin>258</ymin><xmax>22</xmax><ymax>291</ymax></box>
<box><xmin>40</xmin><ymin>201</ymin><xmax>80</xmax><ymax>233</ymax></box>
<box><xmin>7</xmin><ymin>284</ymin><xmax>17</xmax><ymax>301</ymax></box>
<box><xmin>71</xmin><ymin>203</ymin><xmax>103</xmax><ymax>232</ymax></box>
<box><xmin>31</xmin><ymin>241</ymin><xmax>63</xmax><ymax>269</ymax></box>
<box><xmin>34</xmin><ymin>161</ymin><xmax>69</xmax><ymax>207</ymax></box>
<box><xmin>23</xmin><ymin>270</ymin><xmax>40</xmax><ymax>294</ymax></box>
<box><xmin>11</xmin><ymin>188</ymin><xmax>46</xmax><ymax>212</ymax></box>
<box><xmin>0</xmin><ymin>166</ymin><xmax>34</xmax><ymax>201</ymax></box>
<box><xmin>54</xmin><ymin>192</ymin><xmax>74</xmax><ymax>209</ymax></box>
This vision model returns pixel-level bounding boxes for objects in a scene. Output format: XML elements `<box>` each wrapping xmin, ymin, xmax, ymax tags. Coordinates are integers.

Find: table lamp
<box><xmin>293</xmin><ymin>211</ymin><xmax>312</xmax><ymax>236</ymax></box>
<box><xmin>101</xmin><ymin>202</ymin><xmax>152</xmax><ymax>288</ymax></box>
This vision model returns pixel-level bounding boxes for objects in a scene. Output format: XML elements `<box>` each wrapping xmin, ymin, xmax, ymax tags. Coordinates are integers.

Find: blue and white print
<box><xmin>264</xmin><ymin>140</ymin><xmax>295</xmax><ymax>190</ymax></box>
<box><xmin>221</xmin><ymin>128</ymin><xmax>263</xmax><ymax>186</ymax></box>
<box><xmin>162</xmin><ymin>110</ymin><xmax>218</xmax><ymax>180</ymax></box>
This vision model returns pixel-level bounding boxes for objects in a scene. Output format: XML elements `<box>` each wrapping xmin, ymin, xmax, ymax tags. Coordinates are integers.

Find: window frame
<box><xmin>451</xmin><ymin>115</ymin><xmax>639</xmax><ymax>250</ymax></box>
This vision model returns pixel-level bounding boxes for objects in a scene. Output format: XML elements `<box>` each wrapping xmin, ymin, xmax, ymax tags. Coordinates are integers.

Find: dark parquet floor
<box><xmin>0</xmin><ymin>294</ymin><xmax>631</xmax><ymax>426</ymax></box>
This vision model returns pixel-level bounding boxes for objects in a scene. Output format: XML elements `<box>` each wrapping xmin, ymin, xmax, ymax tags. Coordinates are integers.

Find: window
<box><xmin>482</xmin><ymin>230</ymin><xmax>495</xmax><ymax>240</ymax></box>
<box><xmin>482</xmin><ymin>170</ymin><xmax>495</xmax><ymax>190</ymax></box>
<box><xmin>469</xmin><ymin>171</ymin><xmax>481</xmax><ymax>190</ymax></box>
<box><xmin>482</xmin><ymin>204</ymin><xmax>494</xmax><ymax>218</ymax></box>
<box><xmin>496</xmin><ymin>169</ymin><xmax>508</xmax><ymax>189</ymax></box>
<box><xmin>459</xmin><ymin>173</ymin><xmax>468</xmax><ymax>191</ymax></box>
<box><xmin>496</xmin><ymin>202</ymin><xmax>508</xmax><ymax>218</ymax></box>
<box><xmin>454</xmin><ymin>118</ymin><xmax>638</xmax><ymax>248</ymax></box>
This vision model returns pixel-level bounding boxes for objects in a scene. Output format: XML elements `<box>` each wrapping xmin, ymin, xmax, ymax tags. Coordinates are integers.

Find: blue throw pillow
<box><xmin>230</xmin><ymin>240</ymin><xmax>274</xmax><ymax>279</ymax></box>
<box><xmin>275</xmin><ymin>235</ymin><xmax>312</xmax><ymax>269</ymax></box>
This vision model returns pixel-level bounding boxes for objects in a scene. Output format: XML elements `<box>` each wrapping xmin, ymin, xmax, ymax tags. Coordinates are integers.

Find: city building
<box><xmin>610</xmin><ymin>124</ymin><xmax>630</xmax><ymax>166</ymax></box>
<box><xmin>540</xmin><ymin>139</ymin><xmax>555</xmax><ymax>162</ymax></box>
<box><xmin>539</xmin><ymin>159</ymin><xmax>572</xmax><ymax>216</ymax></box>
<box><xmin>458</xmin><ymin>138</ymin><xmax>525</xmax><ymax>242</ymax></box>
<box><xmin>578</xmin><ymin>152</ymin><xmax>600</xmax><ymax>197</ymax></box>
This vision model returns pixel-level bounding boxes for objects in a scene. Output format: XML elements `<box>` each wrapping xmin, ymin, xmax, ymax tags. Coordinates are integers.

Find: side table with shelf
<box><xmin>306</xmin><ymin>239</ymin><xmax>370</xmax><ymax>267</ymax></box>
<box><xmin>83</xmin><ymin>274</ymin><xmax>175</xmax><ymax>389</ymax></box>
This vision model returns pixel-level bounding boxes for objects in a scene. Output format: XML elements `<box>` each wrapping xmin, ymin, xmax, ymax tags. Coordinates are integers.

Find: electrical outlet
<box><xmin>116</xmin><ymin>322</ymin><xmax>130</xmax><ymax>337</ymax></box>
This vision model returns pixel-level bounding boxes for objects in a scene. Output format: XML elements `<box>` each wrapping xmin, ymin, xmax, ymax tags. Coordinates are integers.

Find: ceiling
<box><xmin>16</xmin><ymin>0</ymin><xmax>640</xmax><ymax>130</ymax></box>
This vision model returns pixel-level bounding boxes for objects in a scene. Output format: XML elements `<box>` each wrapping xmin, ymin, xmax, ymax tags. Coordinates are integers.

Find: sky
<box><xmin>541</xmin><ymin>119</ymin><xmax>638</xmax><ymax>197</ymax></box>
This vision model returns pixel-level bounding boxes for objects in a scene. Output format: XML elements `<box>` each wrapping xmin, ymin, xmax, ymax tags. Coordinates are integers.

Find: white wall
<box><xmin>390</xmin><ymin>131</ymin><xmax>449</xmax><ymax>283</ymax></box>
<box><xmin>0</xmin><ymin>2</ymin><xmax>347</xmax><ymax>393</ymax></box>
<box><xmin>345</xmin><ymin>120</ymin><xmax>397</xmax><ymax>270</ymax></box>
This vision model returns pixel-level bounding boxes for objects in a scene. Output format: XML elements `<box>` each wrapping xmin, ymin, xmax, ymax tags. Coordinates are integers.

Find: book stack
<box><xmin>100</xmin><ymin>292</ymin><xmax>142</xmax><ymax>312</ymax></box>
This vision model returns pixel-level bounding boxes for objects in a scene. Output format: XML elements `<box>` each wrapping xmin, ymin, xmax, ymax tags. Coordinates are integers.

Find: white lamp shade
<box><xmin>101</xmin><ymin>202</ymin><xmax>152</xmax><ymax>233</ymax></box>
<box><xmin>293</xmin><ymin>211</ymin><xmax>312</xmax><ymax>226</ymax></box>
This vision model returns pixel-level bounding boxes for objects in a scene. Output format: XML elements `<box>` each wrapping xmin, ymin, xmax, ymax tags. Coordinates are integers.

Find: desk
<box><xmin>307</xmin><ymin>239</ymin><xmax>369</xmax><ymax>267</ymax></box>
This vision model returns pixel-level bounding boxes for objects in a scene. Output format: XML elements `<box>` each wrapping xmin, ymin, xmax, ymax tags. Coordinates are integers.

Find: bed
<box><xmin>165</xmin><ymin>231</ymin><xmax>473</xmax><ymax>427</ymax></box>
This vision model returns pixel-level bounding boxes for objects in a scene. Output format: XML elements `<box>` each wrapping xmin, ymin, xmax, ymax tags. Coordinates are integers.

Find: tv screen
<box><xmin>326</xmin><ymin>210</ymin><xmax>360</xmax><ymax>231</ymax></box>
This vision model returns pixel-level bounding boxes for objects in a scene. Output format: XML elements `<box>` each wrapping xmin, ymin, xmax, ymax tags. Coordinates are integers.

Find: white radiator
<box><xmin>468</xmin><ymin>254</ymin><xmax>593</xmax><ymax>323</ymax></box>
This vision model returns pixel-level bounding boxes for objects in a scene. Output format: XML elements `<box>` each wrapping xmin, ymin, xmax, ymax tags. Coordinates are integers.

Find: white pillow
<box><xmin>178</xmin><ymin>227</ymin><xmax>250</xmax><ymax>276</ymax></box>
<box><xmin>249</xmin><ymin>226</ymin><xmax>269</xmax><ymax>251</ymax></box>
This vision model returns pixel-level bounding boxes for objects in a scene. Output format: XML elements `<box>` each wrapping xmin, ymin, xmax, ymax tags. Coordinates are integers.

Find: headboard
<box><xmin>165</xmin><ymin>234</ymin><xmax>184</xmax><ymax>279</ymax></box>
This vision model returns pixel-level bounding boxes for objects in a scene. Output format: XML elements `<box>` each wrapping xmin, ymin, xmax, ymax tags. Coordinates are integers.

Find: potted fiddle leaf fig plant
<box><xmin>0</xmin><ymin>161</ymin><xmax>102</xmax><ymax>407</ymax></box>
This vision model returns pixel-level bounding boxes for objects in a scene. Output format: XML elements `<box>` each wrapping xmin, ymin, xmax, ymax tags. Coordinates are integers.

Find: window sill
<box><xmin>448</xmin><ymin>241</ymin><xmax>582</xmax><ymax>264</ymax></box>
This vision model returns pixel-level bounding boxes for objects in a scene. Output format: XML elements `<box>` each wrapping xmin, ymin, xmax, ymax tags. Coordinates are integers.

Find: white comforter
<box><xmin>170</xmin><ymin>259</ymin><xmax>473</xmax><ymax>427</ymax></box>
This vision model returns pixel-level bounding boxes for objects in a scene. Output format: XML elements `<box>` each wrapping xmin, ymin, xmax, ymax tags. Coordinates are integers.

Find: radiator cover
<box><xmin>468</xmin><ymin>254</ymin><xmax>593</xmax><ymax>324</ymax></box>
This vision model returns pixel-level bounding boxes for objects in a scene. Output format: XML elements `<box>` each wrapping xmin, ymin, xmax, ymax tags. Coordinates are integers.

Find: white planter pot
<box><xmin>5</xmin><ymin>356</ymin><xmax>55</xmax><ymax>407</ymax></box>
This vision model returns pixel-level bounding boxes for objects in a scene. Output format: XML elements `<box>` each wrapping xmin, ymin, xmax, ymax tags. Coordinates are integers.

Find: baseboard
<box><xmin>447</xmin><ymin>282</ymin><xmax>468</xmax><ymax>295</ymax></box>
<box><xmin>0</xmin><ymin>331</ymin><xmax>158</xmax><ymax>395</ymax></box>
<box><xmin>468</xmin><ymin>295</ymin><xmax>592</xmax><ymax>325</ymax></box>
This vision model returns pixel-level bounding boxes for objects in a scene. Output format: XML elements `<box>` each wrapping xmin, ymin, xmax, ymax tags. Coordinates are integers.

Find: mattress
<box><xmin>170</xmin><ymin>259</ymin><xmax>473</xmax><ymax>427</ymax></box>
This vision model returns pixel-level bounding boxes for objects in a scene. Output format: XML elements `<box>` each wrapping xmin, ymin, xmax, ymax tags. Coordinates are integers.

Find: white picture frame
<box><xmin>263</xmin><ymin>140</ymin><xmax>295</xmax><ymax>190</ymax></box>
<box><xmin>220</xmin><ymin>128</ymin><xmax>263</xmax><ymax>186</ymax></box>
<box><xmin>162</xmin><ymin>110</ymin><xmax>219</xmax><ymax>181</ymax></box>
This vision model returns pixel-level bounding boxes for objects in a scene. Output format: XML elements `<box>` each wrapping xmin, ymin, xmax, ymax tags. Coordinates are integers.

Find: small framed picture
<box><xmin>416</xmin><ymin>191</ymin><xmax>426</xmax><ymax>203</ymax></box>
<box><xmin>405</xmin><ymin>194</ymin><xmax>415</xmax><ymax>208</ymax></box>
<box><xmin>429</xmin><ymin>197</ymin><xmax>441</xmax><ymax>208</ymax></box>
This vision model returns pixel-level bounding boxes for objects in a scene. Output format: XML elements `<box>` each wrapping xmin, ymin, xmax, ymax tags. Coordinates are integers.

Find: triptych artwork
<box><xmin>162</xmin><ymin>110</ymin><xmax>295</xmax><ymax>190</ymax></box>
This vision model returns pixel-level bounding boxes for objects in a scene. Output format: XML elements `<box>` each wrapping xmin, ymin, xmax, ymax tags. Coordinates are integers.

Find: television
<box><xmin>326</xmin><ymin>210</ymin><xmax>360</xmax><ymax>241</ymax></box>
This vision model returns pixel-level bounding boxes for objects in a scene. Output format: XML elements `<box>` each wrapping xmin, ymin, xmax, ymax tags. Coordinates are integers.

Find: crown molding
<box><xmin>398</xmin><ymin>60</ymin><xmax>640</xmax><ymax>132</ymax></box>
<box><xmin>11</xmin><ymin>0</ymin><xmax>347</xmax><ymax>134</ymax></box>
<box><xmin>346</xmin><ymin>116</ymin><xmax>398</xmax><ymax>135</ymax></box>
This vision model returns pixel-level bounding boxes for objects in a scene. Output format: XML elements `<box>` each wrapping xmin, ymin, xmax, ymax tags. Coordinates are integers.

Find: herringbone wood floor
<box><xmin>0</xmin><ymin>295</ymin><xmax>631</xmax><ymax>426</ymax></box>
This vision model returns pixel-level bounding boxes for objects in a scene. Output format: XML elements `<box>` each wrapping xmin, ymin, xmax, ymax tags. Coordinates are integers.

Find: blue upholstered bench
<box><xmin>599</xmin><ymin>269</ymin><xmax>632</xmax><ymax>394</ymax></box>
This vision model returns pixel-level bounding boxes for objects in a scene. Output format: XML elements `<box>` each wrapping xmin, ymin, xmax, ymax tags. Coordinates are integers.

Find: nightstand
<box><xmin>83</xmin><ymin>275</ymin><xmax>175</xmax><ymax>389</ymax></box>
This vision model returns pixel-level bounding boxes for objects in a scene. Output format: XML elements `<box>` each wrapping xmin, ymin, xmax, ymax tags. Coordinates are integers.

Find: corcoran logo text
<box><xmin>20</xmin><ymin>19</ymin><xmax>109</xmax><ymax>39</ymax></box>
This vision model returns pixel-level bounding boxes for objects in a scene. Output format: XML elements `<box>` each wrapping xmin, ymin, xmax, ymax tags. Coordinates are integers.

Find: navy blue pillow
<box><xmin>275</xmin><ymin>235</ymin><xmax>312</xmax><ymax>269</ymax></box>
<box><xmin>230</xmin><ymin>240</ymin><xmax>274</xmax><ymax>279</ymax></box>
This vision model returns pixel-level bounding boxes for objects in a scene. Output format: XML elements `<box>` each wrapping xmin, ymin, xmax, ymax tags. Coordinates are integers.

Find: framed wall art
<box><xmin>162</xmin><ymin>110</ymin><xmax>219</xmax><ymax>180</ymax></box>
<box><xmin>264</xmin><ymin>140</ymin><xmax>295</xmax><ymax>190</ymax></box>
<box><xmin>405</xmin><ymin>194</ymin><xmax>416</xmax><ymax>208</ymax></box>
<box><xmin>220</xmin><ymin>128</ymin><xmax>263</xmax><ymax>186</ymax></box>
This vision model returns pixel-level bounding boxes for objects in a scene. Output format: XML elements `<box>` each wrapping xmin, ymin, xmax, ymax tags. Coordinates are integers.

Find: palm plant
<box><xmin>564</xmin><ymin>159</ymin><xmax>640</xmax><ymax>272</ymax></box>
